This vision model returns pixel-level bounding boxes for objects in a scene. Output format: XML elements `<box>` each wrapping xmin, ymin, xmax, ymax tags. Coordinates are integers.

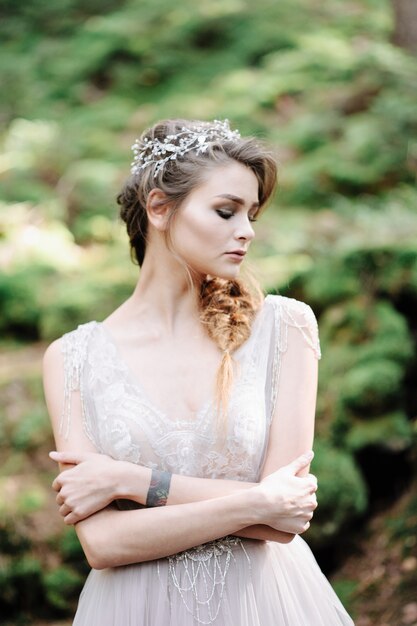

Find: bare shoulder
<box><xmin>43</xmin><ymin>338</ymin><xmax>64</xmax><ymax>372</ymax></box>
<box><xmin>42</xmin><ymin>339</ymin><xmax>65</xmax><ymax>408</ymax></box>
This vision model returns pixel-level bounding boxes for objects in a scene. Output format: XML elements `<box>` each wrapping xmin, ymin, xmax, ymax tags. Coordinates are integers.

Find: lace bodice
<box><xmin>60</xmin><ymin>295</ymin><xmax>321</xmax><ymax>482</ymax></box>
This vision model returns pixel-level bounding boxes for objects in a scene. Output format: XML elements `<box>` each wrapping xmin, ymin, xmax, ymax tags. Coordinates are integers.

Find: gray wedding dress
<box><xmin>61</xmin><ymin>294</ymin><xmax>354</xmax><ymax>625</ymax></box>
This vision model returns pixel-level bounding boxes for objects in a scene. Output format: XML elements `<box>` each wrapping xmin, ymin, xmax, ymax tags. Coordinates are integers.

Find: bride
<box><xmin>43</xmin><ymin>119</ymin><xmax>354</xmax><ymax>625</ymax></box>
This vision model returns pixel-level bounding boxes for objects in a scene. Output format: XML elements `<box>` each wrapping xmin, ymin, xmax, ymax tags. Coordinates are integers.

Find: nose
<box><xmin>235</xmin><ymin>215</ymin><xmax>255</xmax><ymax>243</ymax></box>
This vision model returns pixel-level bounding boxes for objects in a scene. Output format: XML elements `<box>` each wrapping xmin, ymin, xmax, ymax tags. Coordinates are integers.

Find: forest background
<box><xmin>0</xmin><ymin>0</ymin><xmax>417</xmax><ymax>624</ymax></box>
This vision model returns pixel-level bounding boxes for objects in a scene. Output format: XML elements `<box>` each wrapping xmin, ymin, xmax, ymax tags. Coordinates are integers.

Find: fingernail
<box><xmin>304</xmin><ymin>451</ymin><xmax>314</xmax><ymax>460</ymax></box>
<box><xmin>49</xmin><ymin>451</ymin><xmax>59</xmax><ymax>458</ymax></box>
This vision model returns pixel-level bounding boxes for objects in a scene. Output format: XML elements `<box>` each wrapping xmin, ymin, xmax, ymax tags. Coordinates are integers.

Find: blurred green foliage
<box><xmin>289</xmin><ymin>252</ymin><xmax>416</xmax><ymax>459</ymax></box>
<box><xmin>308</xmin><ymin>440</ymin><xmax>368</xmax><ymax>546</ymax></box>
<box><xmin>0</xmin><ymin>0</ymin><xmax>416</xmax><ymax>622</ymax></box>
<box><xmin>0</xmin><ymin>373</ymin><xmax>91</xmax><ymax>625</ymax></box>
<box><xmin>387</xmin><ymin>487</ymin><xmax>417</xmax><ymax>557</ymax></box>
<box><xmin>43</xmin><ymin>566</ymin><xmax>84</xmax><ymax>611</ymax></box>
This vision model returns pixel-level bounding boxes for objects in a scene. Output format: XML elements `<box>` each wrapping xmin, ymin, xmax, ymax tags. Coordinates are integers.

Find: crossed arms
<box><xmin>43</xmin><ymin>321</ymin><xmax>318</xmax><ymax>569</ymax></box>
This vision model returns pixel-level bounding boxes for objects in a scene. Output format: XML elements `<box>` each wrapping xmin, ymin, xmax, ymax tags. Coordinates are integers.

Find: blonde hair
<box><xmin>117</xmin><ymin>119</ymin><xmax>277</xmax><ymax>430</ymax></box>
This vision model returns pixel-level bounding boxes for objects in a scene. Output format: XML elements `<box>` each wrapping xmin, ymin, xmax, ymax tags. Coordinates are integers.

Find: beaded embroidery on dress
<box><xmin>61</xmin><ymin>295</ymin><xmax>354</xmax><ymax>626</ymax></box>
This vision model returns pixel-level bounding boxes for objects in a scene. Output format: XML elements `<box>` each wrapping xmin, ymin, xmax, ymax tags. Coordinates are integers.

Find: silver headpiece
<box><xmin>130</xmin><ymin>119</ymin><xmax>241</xmax><ymax>177</ymax></box>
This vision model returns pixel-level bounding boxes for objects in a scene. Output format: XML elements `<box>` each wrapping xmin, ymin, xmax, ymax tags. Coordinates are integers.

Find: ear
<box><xmin>146</xmin><ymin>188</ymin><xmax>172</xmax><ymax>232</ymax></box>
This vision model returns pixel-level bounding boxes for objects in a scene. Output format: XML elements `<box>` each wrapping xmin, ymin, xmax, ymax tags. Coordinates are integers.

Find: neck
<box><xmin>126</xmin><ymin>246</ymin><xmax>202</xmax><ymax>332</ymax></box>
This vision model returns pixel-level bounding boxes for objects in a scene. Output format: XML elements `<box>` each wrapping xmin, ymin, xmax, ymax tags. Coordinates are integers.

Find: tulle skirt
<box><xmin>73</xmin><ymin>535</ymin><xmax>354</xmax><ymax>625</ymax></box>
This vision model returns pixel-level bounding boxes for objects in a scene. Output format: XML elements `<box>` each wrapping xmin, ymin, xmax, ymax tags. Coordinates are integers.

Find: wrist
<box><xmin>115</xmin><ymin>462</ymin><xmax>152</xmax><ymax>504</ymax></box>
<box><xmin>239</xmin><ymin>486</ymin><xmax>264</xmax><ymax>526</ymax></box>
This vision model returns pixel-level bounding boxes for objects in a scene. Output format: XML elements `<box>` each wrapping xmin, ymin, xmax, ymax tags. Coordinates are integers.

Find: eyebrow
<box><xmin>214</xmin><ymin>194</ymin><xmax>260</xmax><ymax>209</ymax></box>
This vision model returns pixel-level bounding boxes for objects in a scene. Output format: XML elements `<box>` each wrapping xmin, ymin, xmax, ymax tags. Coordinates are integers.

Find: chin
<box><xmin>209</xmin><ymin>267</ymin><xmax>242</xmax><ymax>281</ymax></box>
<box><xmin>193</xmin><ymin>262</ymin><xmax>243</xmax><ymax>282</ymax></box>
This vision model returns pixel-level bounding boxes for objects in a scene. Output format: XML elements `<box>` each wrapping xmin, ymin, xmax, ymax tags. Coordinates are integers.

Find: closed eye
<box><xmin>216</xmin><ymin>209</ymin><xmax>234</xmax><ymax>220</ymax></box>
<box><xmin>216</xmin><ymin>209</ymin><xmax>258</xmax><ymax>223</ymax></box>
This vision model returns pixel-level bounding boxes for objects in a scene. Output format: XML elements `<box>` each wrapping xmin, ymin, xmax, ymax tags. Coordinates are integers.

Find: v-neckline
<box><xmin>98</xmin><ymin>322</ymin><xmax>214</xmax><ymax>425</ymax></box>
<box><xmin>96</xmin><ymin>296</ymin><xmax>270</xmax><ymax>424</ymax></box>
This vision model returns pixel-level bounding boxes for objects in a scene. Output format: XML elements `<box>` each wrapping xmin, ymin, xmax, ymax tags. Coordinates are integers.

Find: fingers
<box><xmin>63</xmin><ymin>508</ymin><xmax>79</xmax><ymax>525</ymax></box>
<box><xmin>309</xmin><ymin>493</ymin><xmax>318</xmax><ymax>511</ymax></box>
<box><xmin>64</xmin><ymin>511</ymin><xmax>83</xmax><ymax>525</ymax></box>
<box><xmin>298</xmin><ymin>506</ymin><xmax>315</xmax><ymax>533</ymax></box>
<box><xmin>307</xmin><ymin>474</ymin><xmax>318</xmax><ymax>494</ymax></box>
<box><xmin>52</xmin><ymin>476</ymin><xmax>61</xmax><ymax>492</ymax></box>
<box><xmin>59</xmin><ymin>502</ymin><xmax>72</xmax><ymax>518</ymax></box>
<box><xmin>274</xmin><ymin>513</ymin><xmax>313</xmax><ymax>535</ymax></box>
<box><xmin>49</xmin><ymin>450</ymin><xmax>85</xmax><ymax>465</ymax></box>
<box><xmin>57</xmin><ymin>499</ymin><xmax>83</xmax><ymax>524</ymax></box>
<box><xmin>287</xmin><ymin>451</ymin><xmax>314</xmax><ymax>476</ymax></box>
<box><xmin>305</xmin><ymin>483</ymin><xmax>318</xmax><ymax>510</ymax></box>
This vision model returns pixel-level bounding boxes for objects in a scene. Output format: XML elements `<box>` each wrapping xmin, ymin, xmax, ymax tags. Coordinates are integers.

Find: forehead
<box><xmin>194</xmin><ymin>161</ymin><xmax>259</xmax><ymax>201</ymax></box>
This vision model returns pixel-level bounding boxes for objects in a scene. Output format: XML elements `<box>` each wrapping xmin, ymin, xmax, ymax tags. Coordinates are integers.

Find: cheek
<box><xmin>172</xmin><ymin>211</ymin><xmax>222</xmax><ymax>252</ymax></box>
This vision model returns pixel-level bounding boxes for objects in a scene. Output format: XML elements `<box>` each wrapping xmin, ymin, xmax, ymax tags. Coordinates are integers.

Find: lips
<box><xmin>224</xmin><ymin>250</ymin><xmax>246</xmax><ymax>263</ymax></box>
<box><xmin>226</xmin><ymin>250</ymin><xmax>246</xmax><ymax>256</ymax></box>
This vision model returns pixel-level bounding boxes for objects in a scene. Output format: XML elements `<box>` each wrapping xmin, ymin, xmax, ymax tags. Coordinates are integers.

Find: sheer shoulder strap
<box><xmin>60</xmin><ymin>321</ymin><xmax>98</xmax><ymax>440</ymax></box>
<box><xmin>266</xmin><ymin>295</ymin><xmax>321</xmax><ymax>422</ymax></box>
<box><xmin>273</xmin><ymin>295</ymin><xmax>321</xmax><ymax>360</ymax></box>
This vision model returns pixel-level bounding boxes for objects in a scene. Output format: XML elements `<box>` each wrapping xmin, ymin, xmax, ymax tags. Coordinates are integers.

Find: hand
<box><xmin>252</xmin><ymin>451</ymin><xmax>318</xmax><ymax>535</ymax></box>
<box><xmin>50</xmin><ymin>451</ymin><xmax>119</xmax><ymax>525</ymax></box>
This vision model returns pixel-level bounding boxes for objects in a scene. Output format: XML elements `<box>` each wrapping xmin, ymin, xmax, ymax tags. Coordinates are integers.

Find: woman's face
<box><xmin>170</xmin><ymin>161</ymin><xmax>259</xmax><ymax>280</ymax></box>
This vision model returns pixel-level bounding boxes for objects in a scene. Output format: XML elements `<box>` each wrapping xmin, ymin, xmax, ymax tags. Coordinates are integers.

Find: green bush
<box><xmin>38</xmin><ymin>264</ymin><xmax>135</xmax><ymax>340</ymax></box>
<box><xmin>0</xmin><ymin>556</ymin><xmax>44</xmax><ymax>612</ymax></box>
<box><xmin>387</xmin><ymin>488</ymin><xmax>417</xmax><ymax>554</ymax></box>
<box><xmin>59</xmin><ymin>526</ymin><xmax>88</xmax><ymax>567</ymax></box>
<box><xmin>346</xmin><ymin>411</ymin><xmax>413</xmax><ymax>452</ymax></box>
<box><xmin>0</xmin><ymin>270</ymin><xmax>42</xmax><ymax>339</ymax></box>
<box><xmin>43</xmin><ymin>566</ymin><xmax>83</xmax><ymax>611</ymax></box>
<box><xmin>295</xmin><ymin>247</ymin><xmax>417</xmax><ymax>311</ymax></box>
<box><xmin>340</xmin><ymin>359</ymin><xmax>404</xmax><ymax>415</ymax></box>
<box><xmin>316</xmin><ymin>296</ymin><xmax>413</xmax><ymax>446</ymax></box>
<box><xmin>11</xmin><ymin>408</ymin><xmax>50</xmax><ymax>451</ymax></box>
<box><xmin>0</xmin><ymin>521</ymin><xmax>31</xmax><ymax>556</ymax></box>
<box><xmin>307</xmin><ymin>439</ymin><xmax>368</xmax><ymax>548</ymax></box>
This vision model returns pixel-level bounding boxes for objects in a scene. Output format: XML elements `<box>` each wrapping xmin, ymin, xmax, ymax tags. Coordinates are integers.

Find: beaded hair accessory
<box><xmin>130</xmin><ymin>119</ymin><xmax>241</xmax><ymax>177</ymax></box>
